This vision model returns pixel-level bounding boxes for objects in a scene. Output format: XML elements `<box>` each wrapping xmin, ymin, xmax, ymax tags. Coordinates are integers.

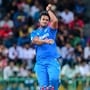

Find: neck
<box><xmin>40</xmin><ymin>25</ymin><xmax>47</xmax><ymax>29</ymax></box>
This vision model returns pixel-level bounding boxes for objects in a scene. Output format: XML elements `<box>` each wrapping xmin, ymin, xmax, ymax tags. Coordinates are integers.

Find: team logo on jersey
<box><xmin>39</xmin><ymin>33</ymin><xmax>49</xmax><ymax>40</ymax></box>
<box><xmin>44</xmin><ymin>28</ymin><xmax>48</xmax><ymax>32</ymax></box>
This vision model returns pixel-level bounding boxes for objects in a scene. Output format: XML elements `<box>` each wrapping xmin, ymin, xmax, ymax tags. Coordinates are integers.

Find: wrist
<box><xmin>41</xmin><ymin>39</ymin><xmax>46</xmax><ymax>43</ymax></box>
<box><xmin>47</xmin><ymin>9</ymin><xmax>51</xmax><ymax>12</ymax></box>
<box><xmin>42</xmin><ymin>39</ymin><xmax>49</xmax><ymax>44</ymax></box>
<box><xmin>47</xmin><ymin>9</ymin><xmax>50</xmax><ymax>12</ymax></box>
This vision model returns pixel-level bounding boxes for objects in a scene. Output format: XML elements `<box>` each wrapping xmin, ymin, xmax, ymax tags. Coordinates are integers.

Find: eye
<box><xmin>46</xmin><ymin>19</ymin><xmax>49</xmax><ymax>21</ymax></box>
<box><xmin>42</xmin><ymin>18</ymin><xmax>49</xmax><ymax>21</ymax></box>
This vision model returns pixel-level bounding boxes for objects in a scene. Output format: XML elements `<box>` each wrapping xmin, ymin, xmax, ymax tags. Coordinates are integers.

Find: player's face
<box><xmin>39</xmin><ymin>15</ymin><xmax>49</xmax><ymax>27</ymax></box>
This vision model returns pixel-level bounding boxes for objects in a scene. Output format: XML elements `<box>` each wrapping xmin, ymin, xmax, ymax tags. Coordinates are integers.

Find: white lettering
<box><xmin>39</xmin><ymin>33</ymin><xmax>49</xmax><ymax>40</ymax></box>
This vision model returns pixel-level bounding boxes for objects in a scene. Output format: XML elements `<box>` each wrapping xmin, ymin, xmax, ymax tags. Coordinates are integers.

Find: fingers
<box><xmin>44</xmin><ymin>39</ymin><xmax>54</xmax><ymax>44</ymax></box>
<box><xmin>48</xmin><ymin>4</ymin><xmax>52</xmax><ymax>8</ymax></box>
<box><xmin>49</xmin><ymin>39</ymin><xmax>54</xmax><ymax>44</ymax></box>
<box><xmin>46</xmin><ymin>4</ymin><xmax>52</xmax><ymax>11</ymax></box>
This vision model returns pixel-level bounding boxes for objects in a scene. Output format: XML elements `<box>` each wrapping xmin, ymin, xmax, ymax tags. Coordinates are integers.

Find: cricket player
<box><xmin>31</xmin><ymin>4</ymin><xmax>60</xmax><ymax>90</ymax></box>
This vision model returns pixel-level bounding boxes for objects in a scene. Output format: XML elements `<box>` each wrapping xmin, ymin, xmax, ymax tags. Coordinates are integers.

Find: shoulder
<box><xmin>4</xmin><ymin>66</ymin><xmax>9</xmax><ymax>71</ymax></box>
<box><xmin>31</xmin><ymin>29</ymin><xmax>40</xmax><ymax>40</ymax></box>
<box><xmin>31</xmin><ymin>28</ymin><xmax>40</xmax><ymax>34</ymax></box>
<box><xmin>47</xmin><ymin>26</ymin><xmax>57</xmax><ymax>31</ymax></box>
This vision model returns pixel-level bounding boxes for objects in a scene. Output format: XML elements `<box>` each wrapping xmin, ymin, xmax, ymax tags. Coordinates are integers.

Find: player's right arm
<box><xmin>32</xmin><ymin>36</ymin><xmax>54</xmax><ymax>45</ymax></box>
<box><xmin>31</xmin><ymin>31</ymin><xmax>53</xmax><ymax>45</ymax></box>
<box><xmin>32</xmin><ymin>36</ymin><xmax>46</xmax><ymax>45</ymax></box>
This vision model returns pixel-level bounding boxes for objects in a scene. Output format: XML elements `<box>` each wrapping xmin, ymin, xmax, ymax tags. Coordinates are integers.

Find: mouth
<box><xmin>43</xmin><ymin>23</ymin><xmax>48</xmax><ymax>25</ymax></box>
<box><xmin>42</xmin><ymin>23</ymin><xmax>47</xmax><ymax>26</ymax></box>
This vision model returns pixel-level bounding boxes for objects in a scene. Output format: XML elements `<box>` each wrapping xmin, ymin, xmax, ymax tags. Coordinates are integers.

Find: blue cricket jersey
<box><xmin>31</xmin><ymin>26</ymin><xmax>60</xmax><ymax>60</ymax></box>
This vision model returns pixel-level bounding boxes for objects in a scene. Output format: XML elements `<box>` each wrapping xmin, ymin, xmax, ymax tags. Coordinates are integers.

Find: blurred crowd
<box><xmin>0</xmin><ymin>0</ymin><xmax>90</xmax><ymax>89</ymax></box>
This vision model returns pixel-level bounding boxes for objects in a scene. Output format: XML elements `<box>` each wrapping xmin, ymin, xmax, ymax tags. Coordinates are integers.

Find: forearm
<box><xmin>32</xmin><ymin>39</ymin><xmax>46</xmax><ymax>45</ymax></box>
<box><xmin>32</xmin><ymin>37</ymin><xmax>53</xmax><ymax>45</ymax></box>
<box><xmin>48</xmin><ymin>10</ymin><xmax>58</xmax><ymax>22</ymax></box>
<box><xmin>46</xmin><ymin>4</ymin><xmax>58</xmax><ymax>29</ymax></box>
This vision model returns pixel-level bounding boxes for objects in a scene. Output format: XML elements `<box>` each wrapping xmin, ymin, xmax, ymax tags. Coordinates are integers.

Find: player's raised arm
<box><xmin>46</xmin><ymin>4</ymin><xmax>58</xmax><ymax>29</ymax></box>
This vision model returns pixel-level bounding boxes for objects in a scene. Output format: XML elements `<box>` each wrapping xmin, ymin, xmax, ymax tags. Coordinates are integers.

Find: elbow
<box><xmin>32</xmin><ymin>37</ymin><xmax>39</xmax><ymax>44</ymax></box>
<box><xmin>32</xmin><ymin>39</ymin><xmax>41</xmax><ymax>45</ymax></box>
<box><xmin>55</xmin><ymin>18</ymin><xmax>58</xmax><ymax>23</ymax></box>
<box><xmin>52</xmin><ymin>18</ymin><xmax>58</xmax><ymax>24</ymax></box>
<box><xmin>32</xmin><ymin>39</ymin><xmax>37</xmax><ymax>44</ymax></box>
<box><xmin>53</xmin><ymin>19</ymin><xmax>58</xmax><ymax>23</ymax></box>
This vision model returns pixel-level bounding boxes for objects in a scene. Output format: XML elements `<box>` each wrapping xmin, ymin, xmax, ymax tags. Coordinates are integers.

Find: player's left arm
<box><xmin>46</xmin><ymin>4</ymin><xmax>58</xmax><ymax>29</ymax></box>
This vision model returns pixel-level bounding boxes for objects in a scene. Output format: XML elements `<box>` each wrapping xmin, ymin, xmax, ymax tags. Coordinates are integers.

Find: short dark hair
<box><xmin>39</xmin><ymin>11</ymin><xmax>50</xmax><ymax>21</ymax></box>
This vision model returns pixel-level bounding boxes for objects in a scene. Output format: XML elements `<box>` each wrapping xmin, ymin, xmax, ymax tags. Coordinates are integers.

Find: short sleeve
<box><xmin>30</xmin><ymin>31</ymin><xmax>37</xmax><ymax>41</ymax></box>
<box><xmin>47</xmin><ymin>26</ymin><xmax>57</xmax><ymax>39</ymax></box>
<box><xmin>48</xmin><ymin>26</ymin><xmax>57</xmax><ymax>34</ymax></box>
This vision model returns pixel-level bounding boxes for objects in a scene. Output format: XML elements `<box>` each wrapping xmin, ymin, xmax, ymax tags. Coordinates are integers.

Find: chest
<box><xmin>37</xmin><ymin>29</ymin><xmax>55</xmax><ymax>40</ymax></box>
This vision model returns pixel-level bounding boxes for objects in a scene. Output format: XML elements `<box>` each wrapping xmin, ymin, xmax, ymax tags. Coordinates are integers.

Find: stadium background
<box><xmin>0</xmin><ymin>0</ymin><xmax>90</xmax><ymax>90</ymax></box>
